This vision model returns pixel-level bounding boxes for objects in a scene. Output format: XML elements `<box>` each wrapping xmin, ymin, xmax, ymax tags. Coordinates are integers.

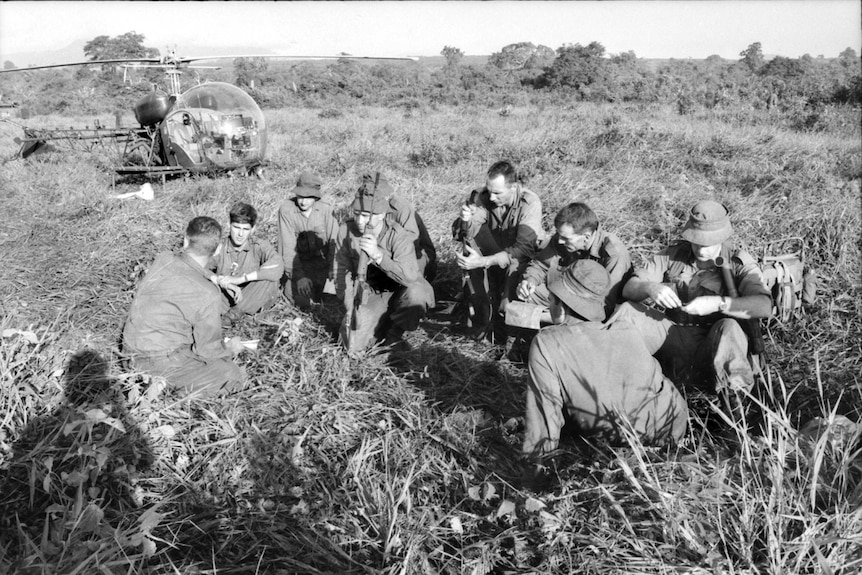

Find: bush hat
<box><xmin>292</xmin><ymin>172</ymin><xmax>322</xmax><ymax>199</ymax></box>
<box><xmin>681</xmin><ymin>200</ymin><xmax>733</xmax><ymax>246</ymax></box>
<box><xmin>547</xmin><ymin>259</ymin><xmax>610</xmax><ymax>322</ymax></box>
<box><xmin>352</xmin><ymin>172</ymin><xmax>392</xmax><ymax>214</ymax></box>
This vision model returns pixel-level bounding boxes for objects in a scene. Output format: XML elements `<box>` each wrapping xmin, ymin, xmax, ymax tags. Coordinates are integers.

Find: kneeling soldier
<box><xmin>334</xmin><ymin>177</ymin><xmax>435</xmax><ymax>351</ymax></box>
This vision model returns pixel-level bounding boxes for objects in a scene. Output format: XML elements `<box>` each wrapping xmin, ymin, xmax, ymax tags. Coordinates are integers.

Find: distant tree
<box><xmin>83</xmin><ymin>32</ymin><xmax>159</xmax><ymax>82</ymax></box>
<box><xmin>3</xmin><ymin>60</ymin><xmax>15</xmax><ymax>70</ymax></box>
<box><xmin>234</xmin><ymin>57</ymin><xmax>268</xmax><ymax>89</ymax></box>
<box><xmin>84</xmin><ymin>31</ymin><xmax>159</xmax><ymax>61</ymax></box>
<box><xmin>538</xmin><ymin>42</ymin><xmax>613</xmax><ymax>100</ymax></box>
<box><xmin>760</xmin><ymin>56</ymin><xmax>805</xmax><ymax>79</ymax></box>
<box><xmin>441</xmin><ymin>46</ymin><xmax>464</xmax><ymax>68</ymax></box>
<box><xmin>739</xmin><ymin>42</ymin><xmax>764</xmax><ymax>73</ymax></box>
<box><xmin>489</xmin><ymin>42</ymin><xmax>554</xmax><ymax>72</ymax></box>
<box><xmin>838</xmin><ymin>47</ymin><xmax>859</xmax><ymax>69</ymax></box>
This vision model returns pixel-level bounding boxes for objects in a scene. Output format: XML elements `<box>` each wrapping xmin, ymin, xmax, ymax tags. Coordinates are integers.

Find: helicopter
<box><xmin>0</xmin><ymin>50</ymin><xmax>416</xmax><ymax>184</ymax></box>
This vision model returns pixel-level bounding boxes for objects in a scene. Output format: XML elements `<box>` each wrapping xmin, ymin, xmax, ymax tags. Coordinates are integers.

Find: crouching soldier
<box><xmin>278</xmin><ymin>172</ymin><xmax>339</xmax><ymax>310</ymax></box>
<box><xmin>334</xmin><ymin>177</ymin><xmax>435</xmax><ymax>352</ymax></box>
<box><xmin>123</xmin><ymin>217</ymin><xmax>247</xmax><ymax>399</ymax></box>
<box><xmin>522</xmin><ymin>260</ymin><xmax>689</xmax><ymax>488</ymax></box>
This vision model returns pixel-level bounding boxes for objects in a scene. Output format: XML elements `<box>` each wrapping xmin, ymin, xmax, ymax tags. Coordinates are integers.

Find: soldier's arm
<box><xmin>277</xmin><ymin>205</ymin><xmax>304</xmax><ymax>281</ymax></box>
<box><xmin>250</xmin><ymin>239</ymin><xmax>284</xmax><ymax>283</ymax></box>
<box><xmin>374</xmin><ymin>229</ymin><xmax>421</xmax><ymax>285</ymax></box>
<box><xmin>622</xmin><ymin>252</ymin><xmax>681</xmax><ymax>308</ymax></box>
<box><xmin>502</xmin><ymin>194</ymin><xmax>542</xmax><ymax>266</ymax></box>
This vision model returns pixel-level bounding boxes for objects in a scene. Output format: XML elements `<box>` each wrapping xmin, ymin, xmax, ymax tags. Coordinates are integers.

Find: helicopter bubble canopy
<box><xmin>166</xmin><ymin>82</ymin><xmax>267</xmax><ymax>170</ymax></box>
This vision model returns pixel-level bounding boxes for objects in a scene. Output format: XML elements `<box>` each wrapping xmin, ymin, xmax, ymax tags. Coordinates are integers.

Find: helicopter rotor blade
<box><xmin>180</xmin><ymin>54</ymin><xmax>419</xmax><ymax>62</ymax></box>
<box><xmin>0</xmin><ymin>58</ymin><xmax>164</xmax><ymax>74</ymax></box>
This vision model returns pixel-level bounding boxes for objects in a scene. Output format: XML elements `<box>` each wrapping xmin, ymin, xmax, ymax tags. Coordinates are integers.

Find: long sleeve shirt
<box><xmin>633</xmin><ymin>242</ymin><xmax>770</xmax><ymax>303</ymax></box>
<box><xmin>522</xmin><ymin>226</ymin><xmax>633</xmax><ymax>312</ymax></box>
<box><xmin>277</xmin><ymin>199</ymin><xmax>339</xmax><ymax>281</ymax></box>
<box><xmin>453</xmin><ymin>184</ymin><xmax>544</xmax><ymax>267</ymax></box>
<box><xmin>212</xmin><ymin>237</ymin><xmax>283</xmax><ymax>283</ymax></box>
<box><xmin>333</xmin><ymin>219</ymin><xmax>421</xmax><ymax>306</ymax></box>
<box><xmin>123</xmin><ymin>252</ymin><xmax>231</xmax><ymax>361</ymax></box>
<box><xmin>523</xmin><ymin>319</ymin><xmax>688</xmax><ymax>457</ymax></box>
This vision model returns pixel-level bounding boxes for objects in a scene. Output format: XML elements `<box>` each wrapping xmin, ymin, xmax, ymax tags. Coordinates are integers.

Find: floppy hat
<box><xmin>292</xmin><ymin>172</ymin><xmax>322</xmax><ymax>199</ymax></box>
<box><xmin>352</xmin><ymin>172</ymin><xmax>392</xmax><ymax>214</ymax></box>
<box><xmin>681</xmin><ymin>200</ymin><xmax>733</xmax><ymax>246</ymax></box>
<box><xmin>547</xmin><ymin>259</ymin><xmax>610</xmax><ymax>322</ymax></box>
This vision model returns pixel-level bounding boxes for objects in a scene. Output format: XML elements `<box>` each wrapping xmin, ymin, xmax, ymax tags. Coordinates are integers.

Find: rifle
<box><xmin>345</xmin><ymin>173</ymin><xmax>379</xmax><ymax>350</ymax></box>
<box><xmin>459</xmin><ymin>207</ymin><xmax>491</xmax><ymax>338</ymax></box>
<box><xmin>716</xmin><ymin>255</ymin><xmax>765</xmax><ymax>355</ymax></box>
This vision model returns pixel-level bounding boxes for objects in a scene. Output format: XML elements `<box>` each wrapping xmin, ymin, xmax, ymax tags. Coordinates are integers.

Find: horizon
<box><xmin>1</xmin><ymin>1</ymin><xmax>860</xmax><ymax>64</ymax></box>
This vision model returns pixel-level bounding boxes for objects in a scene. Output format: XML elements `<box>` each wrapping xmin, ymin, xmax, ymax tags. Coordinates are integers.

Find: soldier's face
<box><xmin>486</xmin><ymin>175</ymin><xmax>515</xmax><ymax>207</ymax></box>
<box><xmin>557</xmin><ymin>224</ymin><xmax>593</xmax><ymax>253</ymax></box>
<box><xmin>355</xmin><ymin>211</ymin><xmax>384</xmax><ymax>235</ymax></box>
<box><xmin>229</xmin><ymin>222</ymin><xmax>254</xmax><ymax>247</ymax></box>
<box><xmin>691</xmin><ymin>243</ymin><xmax>722</xmax><ymax>262</ymax></box>
<box><xmin>296</xmin><ymin>197</ymin><xmax>316</xmax><ymax>212</ymax></box>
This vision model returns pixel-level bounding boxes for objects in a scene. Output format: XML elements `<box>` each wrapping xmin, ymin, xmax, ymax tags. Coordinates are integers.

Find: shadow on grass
<box><xmin>0</xmin><ymin>349</ymin><xmax>154</xmax><ymax>567</ymax></box>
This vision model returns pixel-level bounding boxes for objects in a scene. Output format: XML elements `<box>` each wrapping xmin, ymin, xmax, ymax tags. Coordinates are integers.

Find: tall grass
<box><xmin>0</xmin><ymin>102</ymin><xmax>859</xmax><ymax>573</ymax></box>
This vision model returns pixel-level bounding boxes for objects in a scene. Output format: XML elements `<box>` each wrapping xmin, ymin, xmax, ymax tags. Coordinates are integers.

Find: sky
<box><xmin>1</xmin><ymin>1</ymin><xmax>860</xmax><ymax>62</ymax></box>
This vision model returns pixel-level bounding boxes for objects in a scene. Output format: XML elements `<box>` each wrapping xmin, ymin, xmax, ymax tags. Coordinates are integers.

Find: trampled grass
<box><xmin>0</xmin><ymin>102</ymin><xmax>859</xmax><ymax>573</ymax></box>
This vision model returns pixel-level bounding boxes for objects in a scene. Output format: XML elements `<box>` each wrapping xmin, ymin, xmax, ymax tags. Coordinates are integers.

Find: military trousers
<box><xmin>132</xmin><ymin>348</ymin><xmax>246</xmax><ymax>400</ymax></box>
<box><xmin>611</xmin><ymin>302</ymin><xmax>755</xmax><ymax>394</ymax></box>
<box><xmin>341</xmin><ymin>279</ymin><xmax>435</xmax><ymax>352</ymax></box>
<box><xmin>222</xmin><ymin>279</ymin><xmax>280</xmax><ymax>318</ymax></box>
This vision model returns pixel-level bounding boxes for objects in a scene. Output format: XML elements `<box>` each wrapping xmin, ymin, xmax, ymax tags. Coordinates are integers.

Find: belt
<box><xmin>666</xmin><ymin>308</ymin><xmax>722</xmax><ymax>328</ymax></box>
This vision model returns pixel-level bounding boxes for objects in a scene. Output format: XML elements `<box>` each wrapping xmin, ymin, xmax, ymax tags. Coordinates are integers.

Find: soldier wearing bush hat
<box><xmin>277</xmin><ymin>171</ymin><xmax>339</xmax><ymax>309</ymax></box>
<box><xmin>356</xmin><ymin>172</ymin><xmax>438</xmax><ymax>282</ymax></box>
<box><xmin>333</xmin><ymin>172</ymin><xmax>435</xmax><ymax>352</ymax></box>
<box><xmin>618</xmin><ymin>199</ymin><xmax>772</xmax><ymax>415</ymax></box>
<box><xmin>522</xmin><ymin>260</ymin><xmax>688</xmax><ymax>488</ymax></box>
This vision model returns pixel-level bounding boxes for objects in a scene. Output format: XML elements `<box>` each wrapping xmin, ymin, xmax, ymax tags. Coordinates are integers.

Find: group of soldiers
<box><xmin>122</xmin><ymin>159</ymin><xmax>772</xmax><ymax>485</ymax></box>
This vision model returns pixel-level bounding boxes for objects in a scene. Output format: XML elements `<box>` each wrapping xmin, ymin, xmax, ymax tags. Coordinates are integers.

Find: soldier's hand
<box><xmin>359</xmin><ymin>234</ymin><xmax>381</xmax><ymax>261</ymax></box>
<box><xmin>297</xmin><ymin>277</ymin><xmax>313</xmax><ymax>297</ymax></box>
<box><xmin>219</xmin><ymin>274</ymin><xmax>244</xmax><ymax>286</ymax></box>
<box><xmin>223</xmin><ymin>283</ymin><xmax>243</xmax><ymax>303</ymax></box>
<box><xmin>456</xmin><ymin>244</ymin><xmax>485</xmax><ymax>270</ymax></box>
<box><xmin>647</xmin><ymin>283</ymin><xmax>682</xmax><ymax>309</ymax></box>
<box><xmin>460</xmin><ymin>204</ymin><xmax>474</xmax><ymax>222</ymax></box>
<box><xmin>225</xmin><ymin>336</ymin><xmax>246</xmax><ymax>356</ymax></box>
<box><xmin>681</xmin><ymin>296</ymin><xmax>721</xmax><ymax>316</ymax></box>
<box><xmin>517</xmin><ymin>280</ymin><xmax>536</xmax><ymax>301</ymax></box>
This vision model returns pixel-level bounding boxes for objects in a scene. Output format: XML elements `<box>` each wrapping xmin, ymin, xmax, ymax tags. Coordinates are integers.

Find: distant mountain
<box><xmin>2</xmin><ymin>40</ymin><xmax>87</xmax><ymax>68</ymax></box>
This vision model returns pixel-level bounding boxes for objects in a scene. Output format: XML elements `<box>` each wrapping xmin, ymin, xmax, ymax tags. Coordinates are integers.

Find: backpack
<box><xmin>759</xmin><ymin>237</ymin><xmax>816</xmax><ymax>322</ymax></box>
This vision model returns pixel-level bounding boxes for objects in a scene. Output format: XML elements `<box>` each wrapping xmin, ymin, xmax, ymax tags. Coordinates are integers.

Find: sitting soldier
<box><xmin>123</xmin><ymin>216</ymin><xmax>247</xmax><ymax>399</ymax></box>
<box><xmin>522</xmin><ymin>260</ymin><xmax>689</xmax><ymax>489</ymax></box>
<box><xmin>617</xmin><ymin>199</ymin><xmax>772</xmax><ymax>412</ymax></box>
<box><xmin>517</xmin><ymin>201</ymin><xmax>633</xmax><ymax>323</ymax></box>
<box><xmin>212</xmin><ymin>202</ymin><xmax>283</xmax><ymax>326</ymax></box>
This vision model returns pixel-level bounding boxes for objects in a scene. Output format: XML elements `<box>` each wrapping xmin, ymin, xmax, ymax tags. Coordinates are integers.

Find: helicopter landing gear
<box><xmin>124</xmin><ymin>139</ymin><xmax>159</xmax><ymax>167</ymax></box>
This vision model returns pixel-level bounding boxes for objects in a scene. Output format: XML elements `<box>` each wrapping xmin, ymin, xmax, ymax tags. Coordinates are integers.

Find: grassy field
<box><xmin>0</xmin><ymin>101</ymin><xmax>860</xmax><ymax>574</ymax></box>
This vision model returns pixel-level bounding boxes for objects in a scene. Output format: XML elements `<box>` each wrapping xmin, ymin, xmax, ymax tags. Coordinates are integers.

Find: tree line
<box><xmin>1</xmin><ymin>33</ymin><xmax>859</xmax><ymax>119</ymax></box>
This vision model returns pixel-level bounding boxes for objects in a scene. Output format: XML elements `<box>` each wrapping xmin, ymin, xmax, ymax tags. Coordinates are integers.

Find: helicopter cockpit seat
<box><xmin>166</xmin><ymin>111</ymin><xmax>204</xmax><ymax>165</ymax></box>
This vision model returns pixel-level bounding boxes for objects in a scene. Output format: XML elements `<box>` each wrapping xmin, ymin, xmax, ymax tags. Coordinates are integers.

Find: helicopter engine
<box><xmin>134</xmin><ymin>90</ymin><xmax>171</xmax><ymax>127</ymax></box>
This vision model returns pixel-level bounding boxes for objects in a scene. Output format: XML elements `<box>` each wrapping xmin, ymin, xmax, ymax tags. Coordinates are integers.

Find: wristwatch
<box><xmin>718</xmin><ymin>296</ymin><xmax>729</xmax><ymax>312</ymax></box>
